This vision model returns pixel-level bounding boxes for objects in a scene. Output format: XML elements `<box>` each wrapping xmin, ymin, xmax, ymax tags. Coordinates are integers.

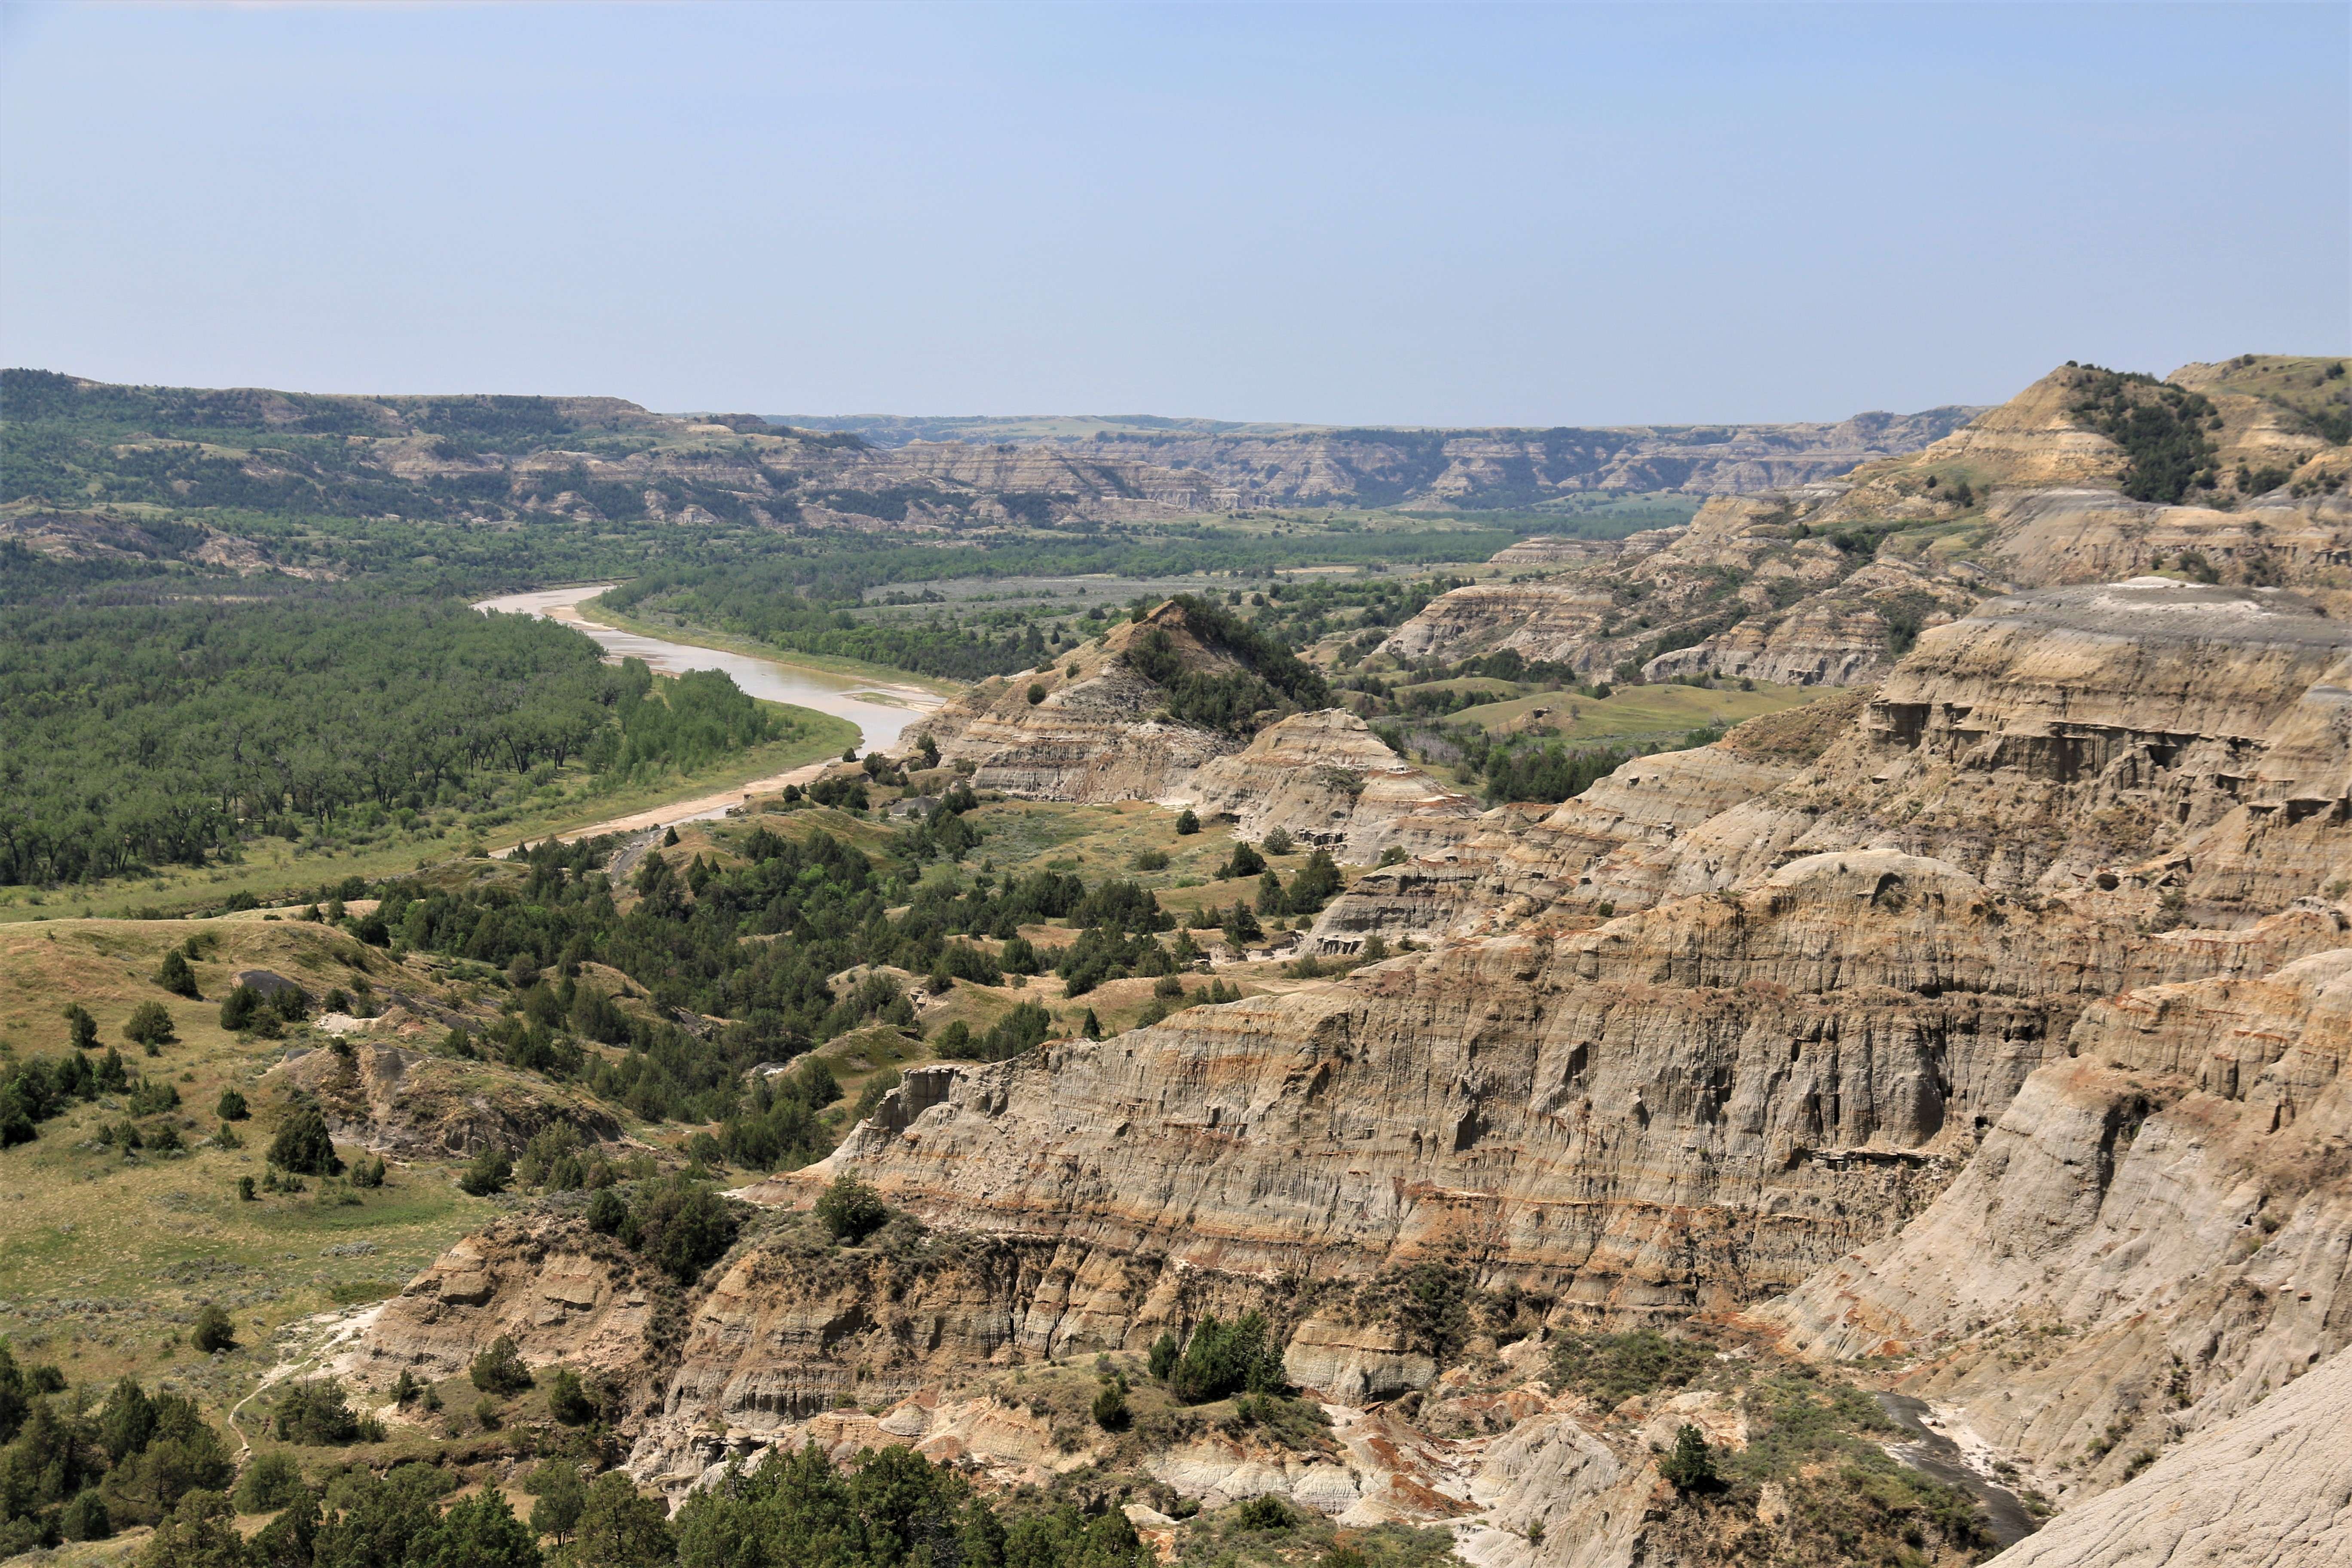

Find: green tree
<box><xmin>1175</xmin><ymin>808</ymin><xmax>1200</xmax><ymax>835</ymax></box>
<box><xmin>217</xmin><ymin>986</ymin><xmax>262</xmax><ymax>1032</ymax></box>
<box><xmin>547</xmin><ymin>1368</ymin><xmax>596</xmax><ymax>1426</ymax></box>
<box><xmin>570</xmin><ymin>1471</ymin><xmax>673</xmax><ymax>1568</ymax></box>
<box><xmin>526</xmin><ymin>1462</ymin><xmax>586</xmax><ymax>1544</ymax></box>
<box><xmin>1659</xmin><ymin>1424</ymin><xmax>1718</xmax><ymax>1492</ymax></box>
<box><xmin>136</xmin><ymin>1488</ymin><xmax>248</xmax><ymax>1568</ymax></box>
<box><xmin>215</xmin><ymin>1088</ymin><xmax>249</xmax><ymax>1121</ymax></box>
<box><xmin>1170</xmin><ymin>1314</ymin><xmax>1283</xmax><ymax>1405</ymax></box>
<box><xmin>125</xmin><ymin>1001</ymin><xmax>178</xmax><ymax>1051</ymax></box>
<box><xmin>470</xmin><ymin>1337</ymin><xmax>534</xmax><ymax>1396</ymax></box>
<box><xmin>457</xmin><ymin>1146</ymin><xmax>512</xmax><ymax>1196</ymax></box>
<box><xmin>231</xmin><ymin>1452</ymin><xmax>303</xmax><ymax>1514</ymax></box>
<box><xmin>1147</xmin><ymin>1332</ymin><xmax>1179</xmax><ymax>1381</ymax></box>
<box><xmin>633</xmin><ymin>1178</ymin><xmax>738</xmax><ymax>1283</ymax></box>
<box><xmin>63</xmin><ymin>1003</ymin><xmax>98</xmax><ymax>1051</ymax></box>
<box><xmin>411</xmin><ymin>1485</ymin><xmax>541</xmax><ymax>1568</ymax></box>
<box><xmin>156</xmin><ymin>950</ymin><xmax>202</xmax><ymax>999</ymax></box>
<box><xmin>266</xmin><ymin>1104</ymin><xmax>340</xmax><ymax>1176</ymax></box>
<box><xmin>60</xmin><ymin>1487</ymin><xmax>112</xmax><ymax>1541</ymax></box>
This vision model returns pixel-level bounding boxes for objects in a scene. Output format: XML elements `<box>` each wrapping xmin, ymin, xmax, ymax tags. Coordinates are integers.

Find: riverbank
<box><xmin>577</xmin><ymin>592</ymin><xmax>965</xmax><ymax>701</ymax></box>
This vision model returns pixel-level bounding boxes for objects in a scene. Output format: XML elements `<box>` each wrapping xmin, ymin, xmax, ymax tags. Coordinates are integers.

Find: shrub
<box><xmin>1659</xmin><ymin>1424</ymin><xmax>1719</xmax><ymax>1491</ymax></box>
<box><xmin>586</xmin><ymin>1187</ymin><xmax>628</xmax><ymax>1235</ymax></box>
<box><xmin>1132</xmin><ymin>849</ymin><xmax>1170</xmax><ymax>872</ymax></box>
<box><xmin>1261</xmin><ymin>828</ymin><xmax>1294</xmax><ymax>856</ymax></box>
<box><xmin>815</xmin><ymin>1175</ymin><xmax>889</xmax><ymax>1243</ymax></box>
<box><xmin>1028</xmin><ymin>683</ymin><xmax>1047</xmax><ymax>705</ymax></box>
<box><xmin>191</xmin><ymin>1305</ymin><xmax>235</xmax><ymax>1354</ymax></box>
<box><xmin>548</xmin><ymin>1366</ymin><xmax>597</xmax><ymax>1425</ymax></box>
<box><xmin>267</xmin><ymin>1104</ymin><xmax>342</xmax><ymax>1176</ymax></box>
<box><xmin>457</xmin><ymin>1146</ymin><xmax>512</xmax><ymax>1196</ymax></box>
<box><xmin>1091</xmin><ymin>1379</ymin><xmax>1130</xmax><ymax>1430</ymax></box>
<box><xmin>232</xmin><ymin>1450</ymin><xmax>304</xmax><ymax>1513</ymax></box>
<box><xmin>274</xmin><ymin>1378</ymin><xmax>378</xmax><ymax>1445</ymax></box>
<box><xmin>1233</xmin><ymin>1494</ymin><xmax>1296</xmax><ymax>1530</ymax></box>
<box><xmin>474</xmin><ymin>1396</ymin><xmax>502</xmax><ymax>1432</ymax></box>
<box><xmin>236</xmin><ymin>1176</ymin><xmax>256</xmax><ymax>1201</ymax></box>
<box><xmin>155</xmin><ymin>949</ymin><xmax>201</xmax><ymax>998</ymax></box>
<box><xmin>1550</xmin><ymin>1329</ymin><xmax>1712</xmax><ymax>1409</ymax></box>
<box><xmin>634</xmin><ymin>1177</ymin><xmax>740</xmax><ymax>1283</ymax></box>
<box><xmin>349</xmin><ymin>1153</ymin><xmax>387</xmax><ymax>1188</ymax></box>
<box><xmin>124</xmin><ymin>1001</ymin><xmax>177</xmax><ymax>1050</ymax></box>
<box><xmin>218</xmin><ymin>985</ymin><xmax>262</xmax><ymax>1032</ymax></box>
<box><xmin>1175</xmin><ymin>809</ymin><xmax>1200</xmax><ymax>835</ymax></box>
<box><xmin>215</xmin><ymin>1088</ymin><xmax>249</xmax><ymax>1121</ymax></box>
<box><xmin>1171</xmin><ymin>1313</ymin><xmax>1284</xmax><ymax>1404</ymax></box>
<box><xmin>470</xmin><ymin>1336</ymin><xmax>534</xmax><ymax>1395</ymax></box>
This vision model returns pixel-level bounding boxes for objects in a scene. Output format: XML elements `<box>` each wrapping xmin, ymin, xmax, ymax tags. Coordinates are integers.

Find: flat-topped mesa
<box><xmin>1174</xmin><ymin>709</ymin><xmax>1479</xmax><ymax>864</ymax></box>
<box><xmin>910</xmin><ymin>600</ymin><xmax>1253</xmax><ymax>802</ymax></box>
<box><xmin>1733</xmin><ymin>579</ymin><xmax>2352</xmax><ymax>916</ymax></box>
<box><xmin>1761</xmin><ymin>943</ymin><xmax>2352</xmax><ymax>1494</ymax></box>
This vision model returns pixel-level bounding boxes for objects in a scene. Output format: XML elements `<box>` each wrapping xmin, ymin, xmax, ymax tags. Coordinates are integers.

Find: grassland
<box><xmin>0</xmin><ymin>918</ymin><xmax>518</xmax><ymax>1440</ymax></box>
<box><xmin>1435</xmin><ymin>679</ymin><xmax>1826</xmax><ymax>744</ymax></box>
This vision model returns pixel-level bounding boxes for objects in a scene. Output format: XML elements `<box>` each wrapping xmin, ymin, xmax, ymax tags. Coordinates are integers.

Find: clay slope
<box><xmin>1382</xmin><ymin>359</ymin><xmax>2352</xmax><ymax>692</ymax></box>
<box><xmin>1175</xmin><ymin>709</ymin><xmax>1480</xmax><ymax>863</ymax></box>
<box><xmin>1764</xmin><ymin>946</ymin><xmax>2352</xmax><ymax>1494</ymax></box>
<box><xmin>912</xmin><ymin>601</ymin><xmax>1248</xmax><ymax>801</ymax></box>
<box><xmin>1982</xmin><ymin>1344</ymin><xmax>2352</xmax><ymax>1568</ymax></box>
<box><xmin>1381</xmin><ymin>490</ymin><xmax>1976</xmax><ymax>687</ymax></box>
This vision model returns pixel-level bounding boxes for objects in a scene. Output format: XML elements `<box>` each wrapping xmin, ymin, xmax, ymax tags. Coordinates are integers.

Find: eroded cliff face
<box><xmin>1175</xmin><ymin>710</ymin><xmax>1479</xmax><ymax>864</ymax></box>
<box><xmin>913</xmin><ymin>603</ymin><xmax>1244</xmax><ymax>801</ymax></box>
<box><xmin>827</xmin><ymin>853</ymin><xmax>2352</xmax><ymax>1324</ymax></box>
<box><xmin>1383</xmin><ymin>361</ymin><xmax>2352</xmax><ymax>706</ymax></box>
<box><xmin>1762</xmin><ymin>946</ymin><xmax>2352</xmax><ymax>1494</ymax></box>
<box><xmin>1340</xmin><ymin>580</ymin><xmax>2352</xmax><ymax>955</ymax></box>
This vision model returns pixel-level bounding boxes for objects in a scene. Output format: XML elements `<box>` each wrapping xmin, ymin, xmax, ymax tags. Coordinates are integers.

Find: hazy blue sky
<box><xmin>2</xmin><ymin>3</ymin><xmax>2344</xmax><ymax>425</ymax></box>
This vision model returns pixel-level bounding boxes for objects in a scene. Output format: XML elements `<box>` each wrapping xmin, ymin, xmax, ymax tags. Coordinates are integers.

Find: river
<box><xmin>473</xmin><ymin>583</ymin><xmax>943</xmax><ymax>753</ymax></box>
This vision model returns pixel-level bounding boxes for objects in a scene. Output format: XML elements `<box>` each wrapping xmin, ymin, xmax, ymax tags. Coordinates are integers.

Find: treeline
<box><xmin>2065</xmin><ymin>366</ymin><xmax>2221</xmax><ymax>504</ymax></box>
<box><xmin>104</xmin><ymin>1437</ymin><xmax>1147</xmax><ymax>1568</ymax></box>
<box><xmin>0</xmin><ymin>590</ymin><xmax>783</xmax><ymax>886</ymax></box>
<box><xmin>603</xmin><ymin>567</ymin><xmax>1052</xmax><ymax>682</ymax></box>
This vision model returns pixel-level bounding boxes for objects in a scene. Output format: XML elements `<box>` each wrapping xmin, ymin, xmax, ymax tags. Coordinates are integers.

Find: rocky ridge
<box><xmin>1381</xmin><ymin>359</ymin><xmax>2352</xmax><ymax>693</ymax></box>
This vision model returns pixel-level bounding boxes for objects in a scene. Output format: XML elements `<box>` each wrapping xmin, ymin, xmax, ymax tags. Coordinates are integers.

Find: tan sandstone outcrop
<box><xmin>1176</xmin><ymin>710</ymin><xmax>1479</xmax><ymax>863</ymax></box>
<box><xmin>1761</xmin><ymin>944</ymin><xmax>2352</xmax><ymax>1492</ymax></box>
<box><xmin>912</xmin><ymin>602</ymin><xmax>1244</xmax><ymax>800</ymax></box>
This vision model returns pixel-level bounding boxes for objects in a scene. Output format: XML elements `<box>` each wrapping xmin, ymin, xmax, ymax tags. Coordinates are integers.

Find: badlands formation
<box><xmin>356</xmin><ymin>360</ymin><xmax>2352</xmax><ymax>1568</ymax></box>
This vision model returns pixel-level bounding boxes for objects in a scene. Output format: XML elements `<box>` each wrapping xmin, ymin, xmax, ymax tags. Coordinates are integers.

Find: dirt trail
<box><xmin>493</xmin><ymin>761</ymin><xmax>833</xmax><ymax>858</ymax></box>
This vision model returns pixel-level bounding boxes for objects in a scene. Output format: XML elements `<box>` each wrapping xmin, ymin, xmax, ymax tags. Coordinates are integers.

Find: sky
<box><xmin>0</xmin><ymin>3</ymin><xmax>2345</xmax><ymax>426</ymax></box>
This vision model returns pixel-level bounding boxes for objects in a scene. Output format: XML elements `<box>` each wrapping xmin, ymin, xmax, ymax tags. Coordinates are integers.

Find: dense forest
<box><xmin>0</xmin><ymin>586</ymin><xmax>787</xmax><ymax>887</ymax></box>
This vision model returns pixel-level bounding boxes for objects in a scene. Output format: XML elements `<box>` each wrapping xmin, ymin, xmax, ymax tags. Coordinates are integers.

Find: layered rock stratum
<box><xmin>353</xmin><ymin>357</ymin><xmax>2352</xmax><ymax>1568</ymax></box>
